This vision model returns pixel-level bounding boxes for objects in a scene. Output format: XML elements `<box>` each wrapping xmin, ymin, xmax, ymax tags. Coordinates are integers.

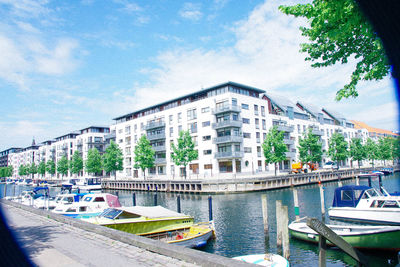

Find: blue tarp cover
<box><xmin>332</xmin><ymin>185</ymin><xmax>371</xmax><ymax>208</ymax></box>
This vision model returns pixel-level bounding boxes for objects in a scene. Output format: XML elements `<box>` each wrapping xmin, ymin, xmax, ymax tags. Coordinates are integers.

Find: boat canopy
<box><xmin>332</xmin><ymin>185</ymin><xmax>371</xmax><ymax>208</ymax></box>
<box><xmin>102</xmin><ymin>206</ymin><xmax>188</xmax><ymax>219</ymax></box>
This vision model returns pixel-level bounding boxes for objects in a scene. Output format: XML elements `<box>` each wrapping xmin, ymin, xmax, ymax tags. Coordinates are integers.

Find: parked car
<box><xmin>323</xmin><ymin>161</ymin><xmax>339</xmax><ymax>170</ymax></box>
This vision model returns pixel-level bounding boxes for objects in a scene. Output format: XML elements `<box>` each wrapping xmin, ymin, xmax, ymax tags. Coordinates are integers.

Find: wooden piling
<box><xmin>154</xmin><ymin>193</ymin><xmax>157</xmax><ymax>206</ymax></box>
<box><xmin>355</xmin><ymin>176</ymin><xmax>360</xmax><ymax>185</ymax></box>
<box><xmin>208</xmin><ymin>195</ymin><xmax>213</xmax><ymax>221</ymax></box>
<box><xmin>293</xmin><ymin>188</ymin><xmax>300</xmax><ymax>221</ymax></box>
<box><xmin>261</xmin><ymin>194</ymin><xmax>269</xmax><ymax>232</ymax></box>
<box><xmin>378</xmin><ymin>175</ymin><xmax>383</xmax><ymax>193</ymax></box>
<box><xmin>276</xmin><ymin>200</ymin><xmax>282</xmax><ymax>247</ymax></box>
<box><xmin>3</xmin><ymin>183</ymin><xmax>6</xmax><ymax>198</ymax></box>
<box><xmin>319</xmin><ymin>183</ymin><xmax>325</xmax><ymax>219</ymax></box>
<box><xmin>281</xmin><ymin>205</ymin><xmax>290</xmax><ymax>259</ymax></box>
<box><xmin>132</xmin><ymin>192</ymin><xmax>136</xmax><ymax>206</ymax></box>
<box><xmin>177</xmin><ymin>195</ymin><xmax>181</xmax><ymax>213</ymax></box>
<box><xmin>337</xmin><ymin>176</ymin><xmax>342</xmax><ymax>187</ymax></box>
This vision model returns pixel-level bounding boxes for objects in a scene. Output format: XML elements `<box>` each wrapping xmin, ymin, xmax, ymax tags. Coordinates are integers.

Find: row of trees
<box><xmin>0</xmin><ymin>166</ymin><xmax>13</xmax><ymax>178</ymax></box>
<box><xmin>17</xmin><ymin>141</ymin><xmax>124</xmax><ymax>180</ymax></box>
<box><xmin>262</xmin><ymin>126</ymin><xmax>399</xmax><ymax>175</ymax></box>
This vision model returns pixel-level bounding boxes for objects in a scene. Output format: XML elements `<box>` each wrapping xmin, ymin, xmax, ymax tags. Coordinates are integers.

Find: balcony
<box><xmin>154</xmin><ymin>158</ymin><xmax>167</xmax><ymax>164</ymax></box>
<box><xmin>283</xmin><ymin>138</ymin><xmax>295</xmax><ymax>145</ymax></box>
<box><xmin>147</xmin><ymin>132</ymin><xmax>166</xmax><ymax>141</ymax></box>
<box><xmin>285</xmin><ymin>151</ymin><xmax>296</xmax><ymax>158</ymax></box>
<box><xmin>212</xmin><ymin>120</ymin><xmax>242</xmax><ymax>129</ymax></box>
<box><xmin>311</xmin><ymin>128</ymin><xmax>324</xmax><ymax>136</ymax></box>
<box><xmin>87</xmin><ymin>140</ymin><xmax>106</xmax><ymax>145</ymax></box>
<box><xmin>215</xmin><ymin>151</ymin><xmax>244</xmax><ymax>159</ymax></box>
<box><xmin>276</xmin><ymin>124</ymin><xmax>294</xmax><ymax>133</ymax></box>
<box><xmin>145</xmin><ymin>121</ymin><xmax>166</xmax><ymax>131</ymax></box>
<box><xmin>213</xmin><ymin>135</ymin><xmax>243</xmax><ymax>144</ymax></box>
<box><xmin>212</xmin><ymin>105</ymin><xmax>241</xmax><ymax>115</ymax></box>
<box><xmin>152</xmin><ymin>145</ymin><xmax>166</xmax><ymax>152</ymax></box>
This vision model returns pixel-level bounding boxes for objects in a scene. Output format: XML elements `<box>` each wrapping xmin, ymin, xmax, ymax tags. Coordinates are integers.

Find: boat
<box><xmin>288</xmin><ymin>221</ymin><xmax>400</xmax><ymax>252</ymax></box>
<box><xmin>380</xmin><ymin>167</ymin><xmax>394</xmax><ymax>175</ymax></box>
<box><xmin>52</xmin><ymin>193</ymin><xmax>121</xmax><ymax>218</ymax></box>
<box><xmin>72</xmin><ymin>177</ymin><xmax>102</xmax><ymax>191</ymax></box>
<box><xmin>233</xmin><ymin>254</ymin><xmax>289</xmax><ymax>266</ymax></box>
<box><xmin>328</xmin><ymin>185</ymin><xmax>400</xmax><ymax>225</ymax></box>
<box><xmin>144</xmin><ymin>221</ymin><xmax>215</xmax><ymax>248</ymax></box>
<box><xmin>82</xmin><ymin>206</ymin><xmax>195</xmax><ymax>236</ymax></box>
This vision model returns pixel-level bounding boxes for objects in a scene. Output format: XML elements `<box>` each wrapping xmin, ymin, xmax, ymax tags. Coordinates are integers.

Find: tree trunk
<box><xmin>274</xmin><ymin>162</ymin><xmax>277</xmax><ymax>176</ymax></box>
<box><xmin>114</xmin><ymin>171</ymin><xmax>117</xmax><ymax>180</ymax></box>
<box><xmin>184</xmin><ymin>166</ymin><xmax>187</xmax><ymax>179</ymax></box>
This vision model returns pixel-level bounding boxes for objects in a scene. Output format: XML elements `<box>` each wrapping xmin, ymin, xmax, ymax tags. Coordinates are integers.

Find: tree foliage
<box><xmin>103</xmin><ymin>140</ymin><xmax>124</xmax><ymax>180</ymax></box>
<box><xmin>133</xmin><ymin>135</ymin><xmax>154</xmax><ymax>179</ymax></box>
<box><xmin>70</xmin><ymin>150</ymin><xmax>83</xmax><ymax>176</ymax></box>
<box><xmin>46</xmin><ymin>160</ymin><xmax>56</xmax><ymax>176</ymax></box>
<box><xmin>279</xmin><ymin>0</ymin><xmax>389</xmax><ymax>100</ymax></box>
<box><xmin>85</xmin><ymin>148</ymin><xmax>103</xmax><ymax>175</ymax></box>
<box><xmin>328</xmin><ymin>133</ymin><xmax>348</xmax><ymax>165</ymax></box>
<box><xmin>298</xmin><ymin>128</ymin><xmax>323</xmax><ymax>164</ymax></box>
<box><xmin>171</xmin><ymin>130</ymin><xmax>198</xmax><ymax>179</ymax></box>
<box><xmin>57</xmin><ymin>155</ymin><xmax>69</xmax><ymax>178</ymax></box>
<box><xmin>349</xmin><ymin>138</ymin><xmax>365</xmax><ymax>169</ymax></box>
<box><xmin>378</xmin><ymin>137</ymin><xmax>393</xmax><ymax>164</ymax></box>
<box><xmin>364</xmin><ymin>138</ymin><xmax>379</xmax><ymax>168</ymax></box>
<box><xmin>262</xmin><ymin>126</ymin><xmax>288</xmax><ymax>176</ymax></box>
<box><xmin>38</xmin><ymin>161</ymin><xmax>46</xmax><ymax>178</ymax></box>
<box><xmin>18</xmin><ymin>164</ymin><xmax>27</xmax><ymax>176</ymax></box>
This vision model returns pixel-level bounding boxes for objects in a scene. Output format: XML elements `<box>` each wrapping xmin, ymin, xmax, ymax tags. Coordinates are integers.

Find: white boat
<box><xmin>72</xmin><ymin>177</ymin><xmax>102</xmax><ymax>191</ymax></box>
<box><xmin>52</xmin><ymin>193</ymin><xmax>121</xmax><ymax>219</ymax></box>
<box><xmin>233</xmin><ymin>254</ymin><xmax>289</xmax><ymax>266</ymax></box>
<box><xmin>328</xmin><ymin>185</ymin><xmax>400</xmax><ymax>225</ymax></box>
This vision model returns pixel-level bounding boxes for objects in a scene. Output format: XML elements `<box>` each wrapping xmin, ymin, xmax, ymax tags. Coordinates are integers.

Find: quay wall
<box><xmin>1</xmin><ymin>200</ymin><xmax>251</xmax><ymax>267</ymax></box>
<box><xmin>102</xmin><ymin>166</ymin><xmax>397</xmax><ymax>194</ymax></box>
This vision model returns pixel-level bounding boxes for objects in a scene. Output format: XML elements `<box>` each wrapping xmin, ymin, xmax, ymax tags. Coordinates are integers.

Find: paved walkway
<box><xmin>2</xmin><ymin>203</ymin><xmax>198</xmax><ymax>267</ymax></box>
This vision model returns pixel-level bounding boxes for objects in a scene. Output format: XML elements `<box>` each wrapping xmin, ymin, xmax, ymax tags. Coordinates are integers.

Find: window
<box><xmin>243</xmin><ymin>132</ymin><xmax>251</xmax><ymax>138</ymax></box>
<box><xmin>243</xmin><ymin>118</ymin><xmax>250</xmax><ymax>124</ymax></box>
<box><xmin>202</xmin><ymin>107</ymin><xmax>210</xmax><ymax>113</ymax></box>
<box><xmin>254</xmin><ymin>105</ymin><xmax>259</xmax><ymax>115</ymax></box>
<box><xmin>232</xmin><ymin>98</ymin><xmax>237</xmax><ymax>106</ymax></box>
<box><xmin>169</xmin><ymin>115</ymin><xmax>173</xmax><ymax>123</ymax></box>
<box><xmin>204</xmin><ymin>164</ymin><xmax>212</xmax><ymax>169</ymax></box>
<box><xmin>203</xmin><ymin>149</ymin><xmax>212</xmax><ymax>155</ymax></box>
<box><xmin>202</xmin><ymin>121</ymin><xmax>210</xmax><ymax>127</ymax></box>
<box><xmin>125</xmin><ymin>126</ymin><xmax>131</xmax><ymax>134</ymax></box>
<box><xmin>188</xmin><ymin>122</ymin><xmax>197</xmax><ymax>133</ymax></box>
<box><xmin>202</xmin><ymin>135</ymin><xmax>211</xmax><ymax>141</ymax></box>
<box><xmin>262</xmin><ymin>119</ymin><xmax>266</xmax><ymax>130</ymax></box>
<box><xmin>118</xmin><ymin>129</ymin><xmax>123</xmax><ymax>134</ymax></box>
<box><xmin>261</xmin><ymin>106</ymin><xmax>265</xmax><ymax>116</ymax></box>
<box><xmin>241</xmin><ymin>103</ymin><xmax>249</xmax><ymax>110</ymax></box>
<box><xmin>178</xmin><ymin>125</ymin><xmax>182</xmax><ymax>132</ymax></box>
<box><xmin>244</xmin><ymin>147</ymin><xmax>252</xmax><ymax>153</ymax></box>
<box><xmin>178</xmin><ymin>112</ymin><xmax>182</xmax><ymax>123</ymax></box>
<box><xmin>263</xmin><ymin>133</ymin><xmax>266</xmax><ymax>140</ymax></box>
<box><xmin>256</xmin><ymin>132</ymin><xmax>260</xmax><ymax>143</ymax></box>
<box><xmin>170</xmin><ymin>127</ymin><xmax>173</xmax><ymax>137</ymax></box>
<box><xmin>187</xmin><ymin>108</ymin><xmax>197</xmax><ymax>120</ymax></box>
<box><xmin>140</xmin><ymin>122</ymin><xmax>144</xmax><ymax>130</ymax></box>
<box><xmin>255</xmin><ymin>118</ymin><xmax>259</xmax><ymax>129</ymax></box>
<box><xmin>134</xmin><ymin>124</ymin><xmax>137</xmax><ymax>132</ymax></box>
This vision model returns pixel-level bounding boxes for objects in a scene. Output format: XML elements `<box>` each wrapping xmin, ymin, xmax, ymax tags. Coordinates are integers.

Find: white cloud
<box><xmin>0</xmin><ymin>0</ymin><xmax>50</xmax><ymax>18</ymax></box>
<box><xmin>179</xmin><ymin>3</ymin><xmax>203</xmax><ymax>21</ymax></box>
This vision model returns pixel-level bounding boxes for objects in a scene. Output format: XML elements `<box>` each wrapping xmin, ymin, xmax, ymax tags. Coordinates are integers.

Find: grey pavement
<box><xmin>1</xmin><ymin>201</ymin><xmax>251</xmax><ymax>267</ymax></box>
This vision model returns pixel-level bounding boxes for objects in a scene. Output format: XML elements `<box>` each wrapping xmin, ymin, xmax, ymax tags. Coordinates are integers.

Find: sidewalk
<box><xmin>1</xmin><ymin>202</ymin><xmax>249</xmax><ymax>267</ymax></box>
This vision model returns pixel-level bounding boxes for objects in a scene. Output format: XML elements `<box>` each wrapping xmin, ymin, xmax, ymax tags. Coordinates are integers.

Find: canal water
<box><xmin>2</xmin><ymin>173</ymin><xmax>400</xmax><ymax>266</ymax></box>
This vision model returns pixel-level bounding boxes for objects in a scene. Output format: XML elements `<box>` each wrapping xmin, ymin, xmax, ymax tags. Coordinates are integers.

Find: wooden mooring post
<box><xmin>293</xmin><ymin>188</ymin><xmax>300</xmax><ymax>221</ymax></box>
<box><xmin>261</xmin><ymin>194</ymin><xmax>268</xmax><ymax>232</ymax></box>
<box><xmin>276</xmin><ymin>200</ymin><xmax>290</xmax><ymax>259</ymax></box>
<box><xmin>307</xmin><ymin>218</ymin><xmax>369</xmax><ymax>267</ymax></box>
<box><xmin>132</xmin><ymin>192</ymin><xmax>136</xmax><ymax>206</ymax></box>
<box><xmin>319</xmin><ymin>182</ymin><xmax>325</xmax><ymax>220</ymax></box>
<box><xmin>3</xmin><ymin>183</ymin><xmax>6</xmax><ymax>198</ymax></box>
<box><xmin>177</xmin><ymin>195</ymin><xmax>181</xmax><ymax>213</ymax></box>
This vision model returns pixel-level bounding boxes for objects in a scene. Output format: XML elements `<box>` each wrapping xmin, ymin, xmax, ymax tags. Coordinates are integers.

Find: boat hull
<box><xmin>289</xmin><ymin>222</ymin><xmax>400</xmax><ymax>251</ymax></box>
<box><xmin>328</xmin><ymin>207</ymin><xmax>400</xmax><ymax>225</ymax></box>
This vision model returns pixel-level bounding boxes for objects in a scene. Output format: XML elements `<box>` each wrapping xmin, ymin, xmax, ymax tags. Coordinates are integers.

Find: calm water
<box><xmin>3</xmin><ymin>173</ymin><xmax>400</xmax><ymax>266</ymax></box>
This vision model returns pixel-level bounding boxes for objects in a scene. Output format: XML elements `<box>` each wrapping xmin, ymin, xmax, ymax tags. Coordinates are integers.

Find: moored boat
<box><xmin>233</xmin><ymin>253</ymin><xmax>289</xmax><ymax>266</ymax></box>
<box><xmin>328</xmin><ymin>185</ymin><xmax>400</xmax><ymax>225</ymax></box>
<box><xmin>82</xmin><ymin>206</ymin><xmax>194</xmax><ymax>235</ymax></box>
<box><xmin>288</xmin><ymin>221</ymin><xmax>400</xmax><ymax>252</ymax></box>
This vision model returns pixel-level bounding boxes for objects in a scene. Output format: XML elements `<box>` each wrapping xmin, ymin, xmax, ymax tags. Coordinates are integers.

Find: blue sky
<box><xmin>1</xmin><ymin>0</ymin><xmax>398</xmax><ymax>151</ymax></box>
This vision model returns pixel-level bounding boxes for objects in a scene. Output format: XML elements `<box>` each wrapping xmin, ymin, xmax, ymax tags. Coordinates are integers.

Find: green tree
<box><xmin>378</xmin><ymin>137</ymin><xmax>393</xmax><ymax>165</ymax></box>
<box><xmin>70</xmin><ymin>150</ymin><xmax>83</xmax><ymax>177</ymax></box>
<box><xmin>38</xmin><ymin>161</ymin><xmax>46</xmax><ymax>179</ymax></box>
<box><xmin>262</xmin><ymin>126</ymin><xmax>288</xmax><ymax>176</ymax></box>
<box><xmin>349</xmin><ymin>138</ymin><xmax>366</xmax><ymax>169</ymax></box>
<box><xmin>391</xmin><ymin>137</ymin><xmax>400</xmax><ymax>164</ymax></box>
<box><xmin>57</xmin><ymin>155</ymin><xmax>69</xmax><ymax>180</ymax></box>
<box><xmin>0</xmin><ymin>168</ymin><xmax>5</xmax><ymax>178</ymax></box>
<box><xmin>364</xmin><ymin>138</ymin><xmax>379</xmax><ymax>169</ymax></box>
<box><xmin>46</xmin><ymin>160</ymin><xmax>56</xmax><ymax>178</ymax></box>
<box><xmin>133</xmin><ymin>136</ymin><xmax>154</xmax><ymax>179</ymax></box>
<box><xmin>328</xmin><ymin>133</ymin><xmax>348</xmax><ymax>168</ymax></box>
<box><xmin>18</xmin><ymin>164</ymin><xmax>26</xmax><ymax>176</ymax></box>
<box><xmin>279</xmin><ymin>0</ymin><xmax>389</xmax><ymax>100</ymax></box>
<box><xmin>171</xmin><ymin>130</ymin><xmax>198</xmax><ymax>179</ymax></box>
<box><xmin>28</xmin><ymin>162</ymin><xmax>37</xmax><ymax>179</ymax></box>
<box><xmin>6</xmin><ymin>166</ymin><xmax>13</xmax><ymax>177</ymax></box>
<box><xmin>103</xmin><ymin>140</ymin><xmax>124</xmax><ymax>180</ymax></box>
<box><xmin>85</xmin><ymin>148</ymin><xmax>103</xmax><ymax>176</ymax></box>
<box><xmin>298</xmin><ymin>128</ymin><xmax>323</xmax><ymax>167</ymax></box>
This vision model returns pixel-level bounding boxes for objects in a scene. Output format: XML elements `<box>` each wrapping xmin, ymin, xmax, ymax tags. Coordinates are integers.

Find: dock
<box><xmin>102</xmin><ymin>168</ymin><xmax>383</xmax><ymax>194</ymax></box>
<box><xmin>1</xmin><ymin>200</ymin><xmax>250</xmax><ymax>267</ymax></box>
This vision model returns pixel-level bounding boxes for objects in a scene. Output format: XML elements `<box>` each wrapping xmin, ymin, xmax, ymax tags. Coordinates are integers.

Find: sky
<box><xmin>0</xmin><ymin>0</ymin><xmax>398</xmax><ymax>151</ymax></box>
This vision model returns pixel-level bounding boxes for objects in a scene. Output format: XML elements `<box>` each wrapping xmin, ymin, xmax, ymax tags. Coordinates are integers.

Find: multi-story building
<box><xmin>112</xmin><ymin>81</ymin><xmax>361</xmax><ymax>180</ymax></box>
<box><xmin>0</xmin><ymin>147</ymin><xmax>21</xmax><ymax>168</ymax></box>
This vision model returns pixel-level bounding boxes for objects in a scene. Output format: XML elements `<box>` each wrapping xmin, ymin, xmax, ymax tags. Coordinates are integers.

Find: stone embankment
<box><xmin>103</xmin><ymin>167</ymin><xmax>394</xmax><ymax>194</ymax></box>
<box><xmin>1</xmin><ymin>200</ymin><xmax>251</xmax><ymax>267</ymax></box>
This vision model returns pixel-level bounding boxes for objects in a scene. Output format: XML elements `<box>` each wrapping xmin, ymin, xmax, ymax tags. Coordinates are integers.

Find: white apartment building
<box><xmin>8</xmin><ymin>126</ymin><xmax>110</xmax><ymax>179</ymax></box>
<box><xmin>112</xmin><ymin>82</ymin><xmax>360</xmax><ymax>180</ymax></box>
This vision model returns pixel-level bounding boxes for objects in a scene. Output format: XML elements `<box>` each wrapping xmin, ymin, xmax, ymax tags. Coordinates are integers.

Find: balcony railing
<box><xmin>147</xmin><ymin>132</ymin><xmax>166</xmax><ymax>141</ymax></box>
<box><xmin>283</xmin><ymin>138</ymin><xmax>295</xmax><ymax>145</ymax></box>
<box><xmin>213</xmin><ymin>135</ymin><xmax>243</xmax><ymax>144</ymax></box>
<box><xmin>311</xmin><ymin>128</ymin><xmax>324</xmax><ymax>136</ymax></box>
<box><xmin>145</xmin><ymin>121</ymin><xmax>166</xmax><ymax>131</ymax></box>
<box><xmin>154</xmin><ymin>158</ymin><xmax>167</xmax><ymax>164</ymax></box>
<box><xmin>215</xmin><ymin>151</ymin><xmax>244</xmax><ymax>159</ymax></box>
<box><xmin>276</xmin><ymin>124</ymin><xmax>294</xmax><ymax>133</ymax></box>
<box><xmin>212</xmin><ymin>105</ymin><xmax>241</xmax><ymax>115</ymax></box>
<box><xmin>212</xmin><ymin>120</ymin><xmax>242</xmax><ymax>129</ymax></box>
<box><xmin>152</xmin><ymin>145</ymin><xmax>166</xmax><ymax>152</ymax></box>
<box><xmin>285</xmin><ymin>151</ymin><xmax>296</xmax><ymax>158</ymax></box>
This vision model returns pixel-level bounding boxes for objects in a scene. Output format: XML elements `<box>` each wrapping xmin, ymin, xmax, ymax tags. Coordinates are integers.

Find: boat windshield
<box><xmin>364</xmin><ymin>188</ymin><xmax>381</xmax><ymax>198</ymax></box>
<box><xmin>100</xmin><ymin>208</ymin><xmax>123</xmax><ymax>219</ymax></box>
